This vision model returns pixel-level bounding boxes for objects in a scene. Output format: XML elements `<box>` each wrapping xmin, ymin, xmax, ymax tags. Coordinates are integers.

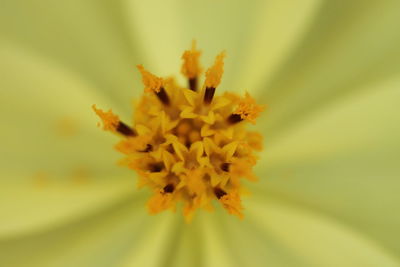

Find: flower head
<box><xmin>94</xmin><ymin>43</ymin><xmax>264</xmax><ymax>221</ymax></box>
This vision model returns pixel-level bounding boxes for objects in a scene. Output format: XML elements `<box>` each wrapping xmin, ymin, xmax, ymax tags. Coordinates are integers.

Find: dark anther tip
<box><xmin>138</xmin><ymin>144</ymin><xmax>153</xmax><ymax>153</ymax></box>
<box><xmin>144</xmin><ymin>144</ymin><xmax>153</xmax><ymax>152</ymax></box>
<box><xmin>189</xmin><ymin>77</ymin><xmax>198</xmax><ymax>91</ymax></box>
<box><xmin>163</xmin><ymin>183</ymin><xmax>175</xmax><ymax>193</ymax></box>
<box><xmin>203</xmin><ymin>87</ymin><xmax>216</xmax><ymax>104</ymax></box>
<box><xmin>117</xmin><ymin>122</ymin><xmax>137</xmax><ymax>137</ymax></box>
<box><xmin>227</xmin><ymin>114</ymin><xmax>243</xmax><ymax>124</ymax></box>
<box><xmin>214</xmin><ymin>187</ymin><xmax>227</xmax><ymax>199</ymax></box>
<box><xmin>220</xmin><ymin>163</ymin><xmax>230</xmax><ymax>172</ymax></box>
<box><xmin>156</xmin><ymin>87</ymin><xmax>170</xmax><ymax>105</ymax></box>
<box><xmin>149</xmin><ymin>162</ymin><xmax>164</xmax><ymax>172</ymax></box>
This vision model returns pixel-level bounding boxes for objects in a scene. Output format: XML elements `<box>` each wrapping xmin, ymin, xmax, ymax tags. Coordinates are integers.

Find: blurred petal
<box><xmin>199</xmin><ymin>214</ymin><xmax>235</xmax><ymax>267</ymax></box>
<box><xmin>257</xmin><ymin>1</ymin><xmax>400</xmax><ymax>136</ymax></box>
<box><xmin>0</xmin><ymin>44</ymin><xmax>145</xmax><ymax>240</ymax></box>
<box><xmin>212</xmin><ymin>206</ymin><xmax>307</xmax><ymax>267</ymax></box>
<box><xmin>245</xmin><ymin>197</ymin><xmax>400</xmax><ymax>266</ymax></box>
<box><xmin>122</xmin><ymin>0</ymin><xmax>185</xmax><ymax>77</ymax></box>
<box><xmin>0</xmin><ymin>193</ymin><xmax>152</xmax><ymax>267</ymax></box>
<box><xmin>117</xmin><ymin>213</ymin><xmax>177</xmax><ymax>267</ymax></box>
<box><xmin>0</xmin><ymin>177</ymin><xmax>138</xmax><ymax>240</ymax></box>
<box><xmin>255</xmin><ymin>76</ymin><xmax>400</xmax><ymax>255</ymax></box>
<box><xmin>0</xmin><ymin>0</ymin><xmax>143</xmax><ymax>106</ymax></box>
<box><xmin>235</xmin><ymin>0</ymin><xmax>322</xmax><ymax>92</ymax></box>
<box><xmin>0</xmin><ymin>43</ymin><xmax>128</xmax><ymax>177</ymax></box>
<box><xmin>124</xmin><ymin>0</ymin><xmax>267</xmax><ymax>92</ymax></box>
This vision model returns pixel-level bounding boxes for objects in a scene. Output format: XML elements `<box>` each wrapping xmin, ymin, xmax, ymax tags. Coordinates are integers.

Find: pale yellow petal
<box><xmin>256</xmin><ymin>77</ymin><xmax>400</xmax><ymax>255</ymax></box>
<box><xmin>258</xmin><ymin>1</ymin><xmax>400</xmax><ymax>135</ymax></box>
<box><xmin>0</xmin><ymin>193</ymin><xmax>151</xmax><ymax>267</ymax></box>
<box><xmin>245</xmin><ymin>197</ymin><xmax>400</xmax><ymax>266</ymax></box>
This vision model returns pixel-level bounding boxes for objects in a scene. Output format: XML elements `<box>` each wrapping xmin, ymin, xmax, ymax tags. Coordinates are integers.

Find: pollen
<box><xmin>181</xmin><ymin>40</ymin><xmax>202</xmax><ymax>79</ymax></box>
<box><xmin>205</xmin><ymin>51</ymin><xmax>225</xmax><ymax>89</ymax></box>
<box><xmin>92</xmin><ymin>104</ymin><xmax>119</xmax><ymax>131</ymax></box>
<box><xmin>93</xmin><ymin>42</ymin><xmax>265</xmax><ymax>221</ymax></box>
<box><xmin>232</xmin><ymin>92</ymin><xmax>265</xmax><ymax>124</ymax></box>
<box><xmin>137</xmin><ymin>64</ymin><xmax>163</xmax><ymax>93</ymax></box>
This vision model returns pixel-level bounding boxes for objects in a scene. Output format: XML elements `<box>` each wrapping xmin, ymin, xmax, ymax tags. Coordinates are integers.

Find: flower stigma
<box><xmin>93</xmin><ymin>42</ymin><xmax>265</xmax><ymax>221</ymax></box>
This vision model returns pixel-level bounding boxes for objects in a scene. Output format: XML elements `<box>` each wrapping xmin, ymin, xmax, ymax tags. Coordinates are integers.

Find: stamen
<box><xmin>92</xmin><ymin>105</ymin><xmax>119</xmax><ymax>131</ymax></box>
<box><xmin>203</xmin><ymin>51</ymin><xmax>225</xmax><ymax>104</ymax></box>
<box><xmin>137</xmin><ymin>65</ymin><xmax>170</xmax><ymax>105</ymax></box>
<box><xmin>220</xmin><ymin>163</ymin><xmax>230</xmax><ymax>172</ymax></box>
<box><xmin>203</xmin><ymin>87</ymin><xmax>216</xmax><ymax>105</ymax></box>
<box><xmin>163</xmin><ymin>183</ymin><xmax>175</xmax><ymax>193</ymax></box>
<box><xmin>188</xmin><ymin>77</ymin><xmax>198</xmax><ymax>91</ymax></box>
<box><xmin>219</xmin><ymin>192</ymin><xmax>244</xmax><ymax>219</ymax></box>
<box><xmin>92</xmin><ymin>105</ymin><xmax>136</xmax><ymax>137</ymax></box>
<box><xmin>231</xmin><ymin>92</ymin><xmax>264</xmax><ymax>124</ymax></box>
<box><xmin>116</xmin><ymin>122</ymin><xmax>137</xmax><ymax>137</ymax></box>
<box><xmin>214</xmin><ymin>187</ymin><xmax>227</xmax><ymax>199</ymax></box>
<box><xmin>181</xmin><ymin>40</ymin><xmax>202</xmax><ymax>91</ymax></box>
<box><xmin>156</xmin><ymin>87</ymin><xmax>170</xmax><ymax>105</ymax></box>
<box><xmin>139</xmin><ymin>144</ymin><xmax>153</xmax><ymax>153</ymax></box>
<box><xmin>149</xmin><ymin>162</ymin><xmax>164</xmax><ymax>172</ymax></box>
<box><xmin>227</xmin><ymin>114</ymin><xmax>243</xmax><ymax>124</ymax></box>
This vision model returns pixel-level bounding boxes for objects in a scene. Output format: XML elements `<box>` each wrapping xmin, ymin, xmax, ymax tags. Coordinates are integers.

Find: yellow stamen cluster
<box><xmin>93</xmin><ymin>43</ymin><xmax>264</xmax><ymax>221</ymax></box>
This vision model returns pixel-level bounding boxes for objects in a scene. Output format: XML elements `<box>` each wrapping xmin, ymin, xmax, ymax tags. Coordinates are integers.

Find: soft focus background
<box><xmin>1</xmin><ymin>0</ymin><xmax>400</xmax><ymax>266</ymax></box>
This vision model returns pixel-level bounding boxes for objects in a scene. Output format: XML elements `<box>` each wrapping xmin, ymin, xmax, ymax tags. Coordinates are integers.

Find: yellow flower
<box><xmin>94</xmin><ymin>45</ymin><xmax>264</xmax><ymax>221</ymax></box>
<box><xmin>1</xmin><ymin>1</ymin><xmax>400</xmax><ymax>267</ymax></box>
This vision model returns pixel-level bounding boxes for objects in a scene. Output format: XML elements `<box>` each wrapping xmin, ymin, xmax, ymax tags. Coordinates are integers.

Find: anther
<box><xmin>214</xmin><ymin>187</ymin><xmax>227</xmax><ymax>199</ymax></box>
<box><xmin>163</xmin><ymin>183</ymin><xmax>175</xmax><ymax>193</ymax></box>
<box><xmin>220</xmin><ymin>163</ymin><xmax>230</xmax><ymax>172</ymax></box>
<box><xmin>232</xmin><ymin>93</ymin><xmax>265</xmax><ymax>124</ymax></box>
<box><xmin>137</xmin><ymin>65</ymin><xmax>170</xmax><ymax>105</ymax></box>
<box><xmin>155</xmin><ymin>87</ymin><xmax>170</xmax><ymax>106</ymax></box>
<box><xmin>203</xmin><ymin>87</ymin><xmax>216</xmax><ymax>104</ymax></box>
<box><xmin>227</xmin><ymin>113</ymin><xmax>243</xmax><ymax>124</ymax></box>
<box><xmin>116</xmin><ymin>122</ymin><xmax>137</xmax><ymax>137</ymax></box>
<box><xmin>189</xmin><ymin>77</ymin><xmax>198</xmax><ymax>91</ymax></box>
<box><xmin>138</xmin><ymin>144</ymin><xmax>153</xmax><ymax>153</ymax></box>
<box><xmin>92</xmin><ymin>105</ymin><xmax>138</xmax><ymax>136</ymax></box>
<box><xmin>181</xmin><ymin>40</ymin><xmax>202</xmax><ymax>91</ymax></box>
<box><xmin>149</xmin><ymin>162</ymin><xmax>164</xmax><ymax>172</ymax></box>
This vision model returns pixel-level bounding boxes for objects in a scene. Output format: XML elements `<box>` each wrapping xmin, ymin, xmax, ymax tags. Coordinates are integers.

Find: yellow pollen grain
<box><xmin>181</xmin><ymin>40</ymin><xmax>202</xmax><ymax>78</ymax></box>
<box><xmin>93</xmin><ymin>42</ymin><xmax>264</xmax><ymax>221</ymax></box>
<box><xmin>92</xmin><ymin>104</ymin><xmax>119</xmax><ymax>131</ymax></box>
<box><xmin>205</xmin><ymin>51</ymin><xmax>226</xmax><ymax>88</ymax></box>
<box><xmin>137</xmin><ymin>64</ymin><xmax>163</xmax><ymax>93</ymax></box>
<box><xmin>234</xmin><ymin>92</ymin><xmax>265</xmax><ymax>124</ymax></box>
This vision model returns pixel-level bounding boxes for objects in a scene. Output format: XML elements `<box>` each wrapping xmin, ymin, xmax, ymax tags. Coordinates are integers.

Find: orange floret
<box><xmin>220</xmin><ymin>192</ymin><xmax>244</xmax><ymax>219</ymax></box>
<box><xmin>147</xmin><ymin>190</ymin><xmax>175</xmax><ymax>214</ymax></box>
<box><xmin>234</xmin><ymin>92</ymin><xmax>265</xmax><ymax>124</ymax></box>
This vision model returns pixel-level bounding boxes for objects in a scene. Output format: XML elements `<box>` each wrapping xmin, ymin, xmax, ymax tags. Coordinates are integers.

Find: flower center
<box><xmin>93</xmin><ymin>41</ymin><xmax>264</xmax><ymax>221</ymax></box>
